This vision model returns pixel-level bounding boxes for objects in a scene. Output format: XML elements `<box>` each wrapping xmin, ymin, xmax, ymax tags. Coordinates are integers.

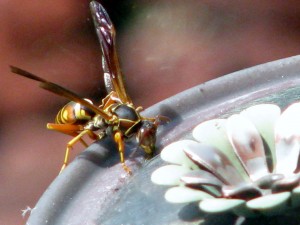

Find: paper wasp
<box><xmin>10</xmin><ymin>1</ymin><xmax>165</xmax><ymax>173</ymax></box>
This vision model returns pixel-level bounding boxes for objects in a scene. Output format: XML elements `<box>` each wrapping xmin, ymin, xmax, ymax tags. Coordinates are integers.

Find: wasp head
<box><xmin>136</xmin><ymin>115</ymin><xmax>169</xmax><ymax>155</ymax></box>
<box><xmin>136</xmin><ymin>120</ymin><xmax>158</xmax><ymax>155</ymax></box>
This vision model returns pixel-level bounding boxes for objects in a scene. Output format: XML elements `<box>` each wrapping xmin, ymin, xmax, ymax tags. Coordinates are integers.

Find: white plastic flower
<box><xmin>151</xmin><ymin>103</ymin><xmax>300</xmax><ymax>217</ymax></box>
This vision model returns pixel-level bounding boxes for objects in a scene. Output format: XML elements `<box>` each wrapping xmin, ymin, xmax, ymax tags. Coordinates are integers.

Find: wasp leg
<box><xmin>113</xmin><ymin>131</ymin><xmax>132</xmax><ymax>174</ymax></box>
<box><xmin>47</xmin><ymin>123</ymin><xmax>99</xmax><ymax>173</ymax></box>
<box><xmin>60</xmin><ymin>129</ymin><xmax>98</xmax><ymax>173</ymax></box>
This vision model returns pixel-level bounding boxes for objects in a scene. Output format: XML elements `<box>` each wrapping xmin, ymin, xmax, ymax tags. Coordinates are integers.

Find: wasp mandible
<box><xmin>10</xmin><ymin>1</ymin><xmax>165</xmax><ymax>173</ymax></box>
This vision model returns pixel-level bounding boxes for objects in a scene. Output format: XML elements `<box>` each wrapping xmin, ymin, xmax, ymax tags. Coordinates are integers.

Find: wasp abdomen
<box><xmin>56</xmin><ymin>100</ymin><xmax>96</xmax><ymax>125</ymax></box>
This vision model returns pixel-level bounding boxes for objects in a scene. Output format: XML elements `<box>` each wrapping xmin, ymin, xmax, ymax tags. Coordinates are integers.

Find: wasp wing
<box><xmin>90</xmin><ymin>1</ymin><xmax>132</xmax><ymax>104</ymax></box>
<box><xmin>10</xmin><ymin>66</ymin><xmax>113</xmax><ymax>121</ymax></box>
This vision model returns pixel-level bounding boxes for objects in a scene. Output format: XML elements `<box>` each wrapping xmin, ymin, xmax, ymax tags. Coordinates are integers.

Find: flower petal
<box><xmin>240</xmin><ymin>104</ymin><xmax>280</xmax><ymax>171</ymax></box>
<box><xmin>255</xmin><ymin>173</ymin><xmax>284</xmax><ymax>189</ymax></box>
<box><xmin>274</xmin><ymin>102</ymin><xmax>300</xmax><ymax>175</ymax></box>
<box><xmin>181</xmin><ymin>170</ymin><xmax>224</xmax><ymax>189</ymax></box>
<box><xmin>193</xmin><ymin>119</ymin><xmax>249</xmax><ymax>180</ymax></box>
<box><xmin>181</xmin><ymin>170</ymin><xmax>223</xmax><ymax>197</ymax></box>
<box><xmin>160</xmin><ymin>140</ymin><xmax>198</xmax><ymax>168</ymax></box>
<box><xmin>165</xmin><ymin>186</ymin><xmax>214</xmax><ymax>203</ymax></box>
<box><xmin>151</xmin><ymin>165</ymin><xmax>191</xmax><ymax>185</ymax></box>
<box><xmin>199</xmin><ymin>198</ymin><xmax>245</xmax><ymax>213</ymax></box>
<box><xmin>272</xmin><ymin>175</ymin><xmax>300</xmax><ymax>193</ymax></box>
<box><xmin>183</xmin><ymin>142</ymin><xmax>247</xmax><ymax>186</ymax></box>
<box><xmin>222</xmin><ymin>184</ymin><xmax>262</xmax><ymax>200</ymax></box>
<box><xmin>226</xmin><ymin>114</ymin><xmax>269</xmax><ymax>181</ymax></box>
<box><xmin>193</xmin><ymin>119</ymin><xmax>231</xmax><ymax>153</ymax></box>
<box><xmin>246</xmin><ymin>192</ymin><xmax>290</xmax><ymax>216</ymax></box>
<box><xmin>291</xmin><ymin>186</ymin><xmax>300</xmax><ymax>207</ymax></box>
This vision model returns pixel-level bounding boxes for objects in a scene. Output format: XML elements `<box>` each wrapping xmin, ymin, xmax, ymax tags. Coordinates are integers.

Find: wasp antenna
<box><xmin>40</xmin><ymin>82</ymin><xmax>113</xmax><ymax>121</ymax></box>
<box><xmin>39</xmin><ymin>82</ymin><xmax>76</xmax><ymax>98</ymax></box>
<box><xmin>10</xmin><ymin>65</ymin><xmax>47</xmax><ymax>82</ymax></box>
<box><xmin>10</xmin><ymin>65</ymin><xmax>112</xmax><ymax>121</ymax></box>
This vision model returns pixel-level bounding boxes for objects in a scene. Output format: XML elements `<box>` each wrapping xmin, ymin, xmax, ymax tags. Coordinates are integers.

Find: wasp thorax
<box><xmin>55</xmin><ymin>99</ymin><xmax>96</xmax><ymax>125</ymax></box>
<box><xmin>112</xmin><ymin>104</ymin><xmax>141</xmax><ymax>136</ymax></box>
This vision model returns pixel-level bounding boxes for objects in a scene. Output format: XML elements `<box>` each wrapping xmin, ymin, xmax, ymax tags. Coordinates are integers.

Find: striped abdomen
<box><xmin>55</xmin><ymin>100</ymin><xmax>95</xmax><ymax>125</ymax></box>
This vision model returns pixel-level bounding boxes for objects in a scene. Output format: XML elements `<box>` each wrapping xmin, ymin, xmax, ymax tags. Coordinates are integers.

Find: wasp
<box><xmin>10</xmin><ymin>1</ymin><xmax>166</xmax><ymax>174</ymax></box>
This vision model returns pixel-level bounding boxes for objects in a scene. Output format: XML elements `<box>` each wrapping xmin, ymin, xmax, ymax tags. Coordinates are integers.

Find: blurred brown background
<box><xmin>1</xmin><ymin>0</ymin><xmax>300</xmax><ymax>224</ymax></box>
